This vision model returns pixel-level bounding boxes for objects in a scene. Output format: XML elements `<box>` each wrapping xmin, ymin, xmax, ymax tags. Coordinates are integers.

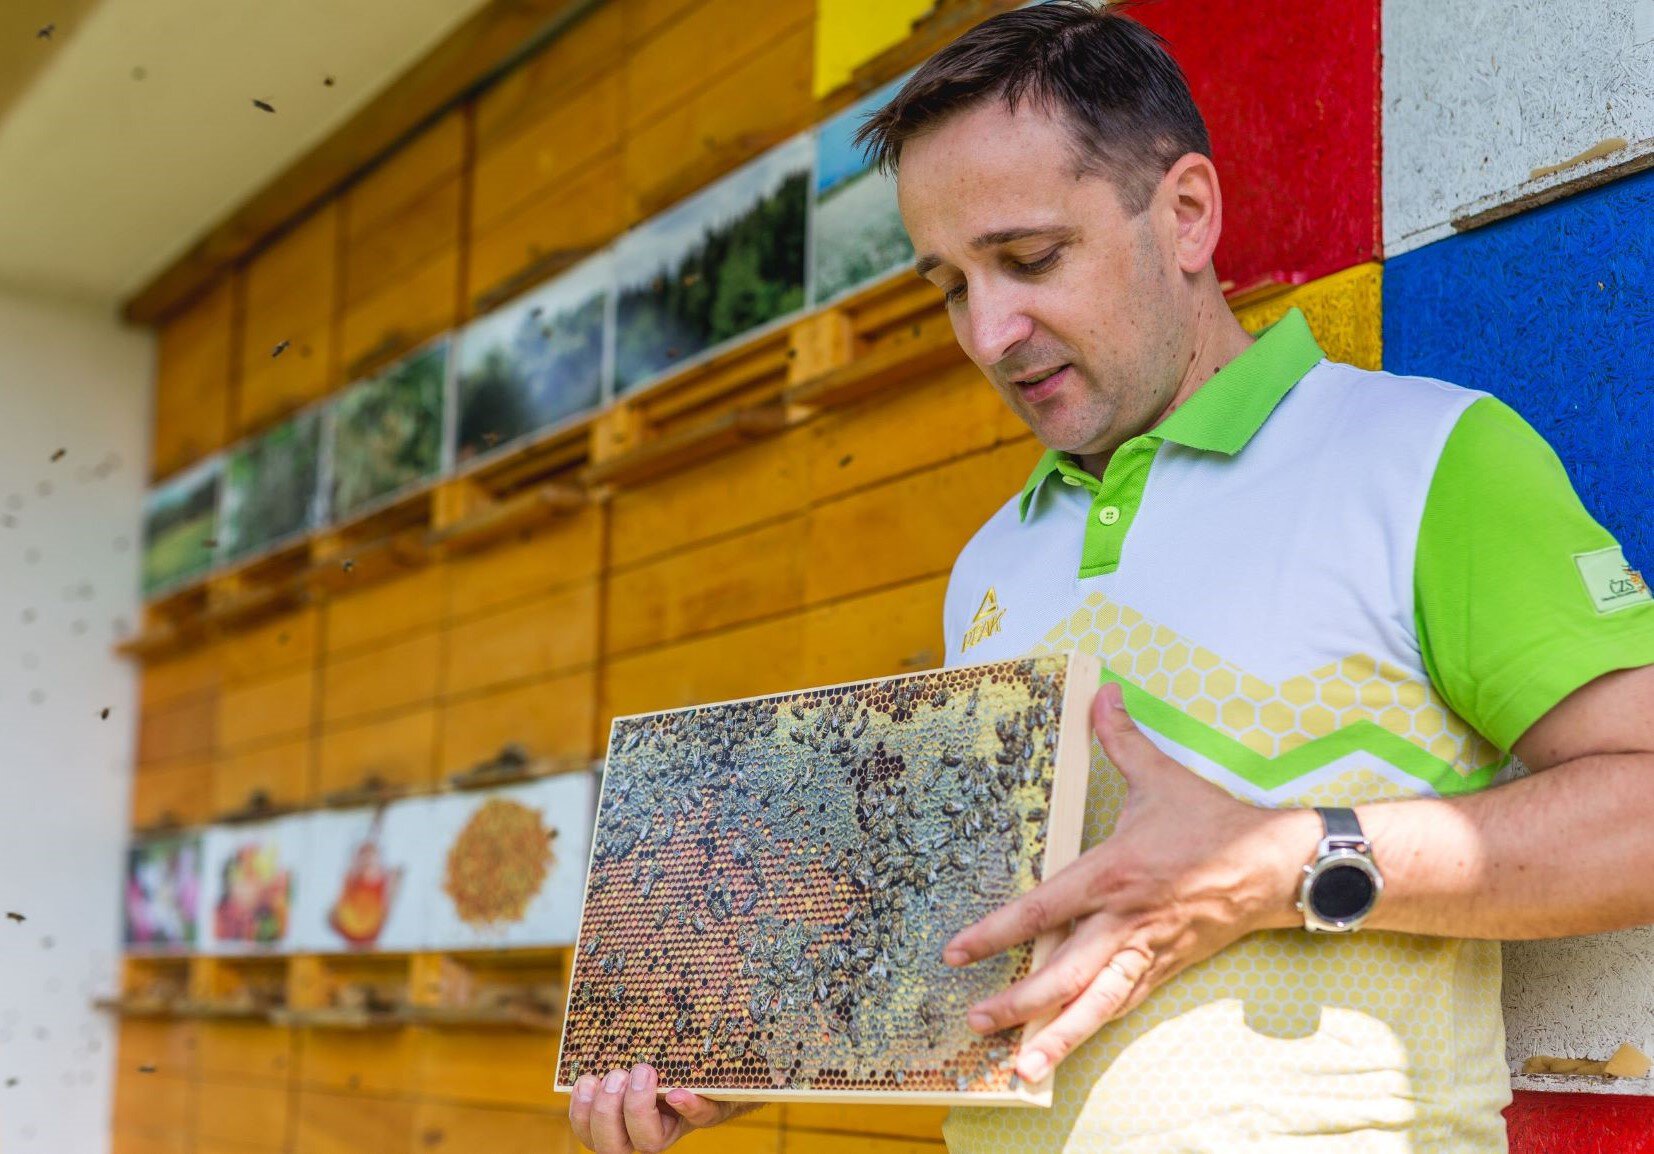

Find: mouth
<box><xmin>1011</xmin><ymin>364</ymin><xmax>1071</xmax><ymax>403</ymax></box>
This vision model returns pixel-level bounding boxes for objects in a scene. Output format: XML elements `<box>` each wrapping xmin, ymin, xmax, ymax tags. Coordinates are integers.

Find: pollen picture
<box><xmin>556</xmin><ymin>652</ymin><xmax>1099</xmax><ymax>1106</ymax></box>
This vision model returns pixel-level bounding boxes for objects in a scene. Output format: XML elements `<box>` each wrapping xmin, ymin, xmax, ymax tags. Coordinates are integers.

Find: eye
<box><xmin>1011</xmin><ymin>249</ymin><xmax>1062</xmax><ymax>275</ymax></box>
<box><xmin>942</xmin><ymin>281</ymin><xmax>968</xmax><ymax>305</ymax></box>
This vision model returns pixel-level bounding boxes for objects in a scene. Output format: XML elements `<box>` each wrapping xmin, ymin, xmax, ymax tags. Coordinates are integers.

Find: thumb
<box><xmin>663</xmin><ymin>1088</ymin><xmax>727</xmax><ymax>1127</ymax></box>
<box><xmin>1091</xmin><ymin>680</ymin><xmax>1170</xmax><ymax>786</ymax></box>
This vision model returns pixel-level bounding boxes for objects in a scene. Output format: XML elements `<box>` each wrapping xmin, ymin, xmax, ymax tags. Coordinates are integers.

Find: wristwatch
<box><xmin>1296</xmin><ymin>807</ymin><xmax>1383</xmax><ymax>933</ymax></box>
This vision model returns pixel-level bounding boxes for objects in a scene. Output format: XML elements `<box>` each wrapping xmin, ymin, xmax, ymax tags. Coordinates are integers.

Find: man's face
<box><xmin>898</xmin><ymin>99</ymin><xmax>1188</xmax><ymax>458</ymax></box>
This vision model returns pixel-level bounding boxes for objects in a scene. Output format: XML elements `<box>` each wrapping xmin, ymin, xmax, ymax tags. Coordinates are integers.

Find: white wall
<box><xmin>0</xmin><ymin>288</ymin><xmax>151</xmax><ymax>1154</ymax></box>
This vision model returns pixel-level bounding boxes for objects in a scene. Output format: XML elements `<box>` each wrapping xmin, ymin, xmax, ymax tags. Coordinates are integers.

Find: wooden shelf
<box><xmin>428</xmin><ymin>481</ymin><xmax>587</xmax><ymax>555</ymax></box>
<box><xmin>401</xmin><ymin>1003</ymin><xmax>559</xmax><ymax>1032</ymax></box>
<box><xmin>785</xmin><ymin>312</ymin><xmax>964</xmax><ymax>414</ymax></box>
<box><xmin>270</xmin><ymin>1006</ymin><xmax>410</xmax><ymax>1030</ymax></box>
<box><xmin>582</xmin><ymin>401</ymin><xmax>790</xmax><ymax>489</ymax></box>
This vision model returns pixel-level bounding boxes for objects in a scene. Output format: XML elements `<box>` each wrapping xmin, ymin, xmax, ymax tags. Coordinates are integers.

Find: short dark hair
<box><xmin>853</xmin><ymin>1</ymin><xmax>1210</xmax><ymax>215</ymax></box>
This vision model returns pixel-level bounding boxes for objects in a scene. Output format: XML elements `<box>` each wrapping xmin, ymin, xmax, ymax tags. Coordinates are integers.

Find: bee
<box><xmin>271</xmin><ymin>340</ymin><xmax>290</xmax><ymax>358</ymax></box>
<box><xmin>253</xmin><ymin>98</ymin><xmax>275</xmax><ymax>112</ymax></box>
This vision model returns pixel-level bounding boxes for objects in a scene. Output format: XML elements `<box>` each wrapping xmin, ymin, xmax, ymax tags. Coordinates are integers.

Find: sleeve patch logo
<box><xmin>961</xmin><ymin>586</ymin><xmax>1006</xmax><ymax>652</ymax></box>
<box><xmin>1575</xmin><ymin>546</ymin><xmax>1652</xmax><ymax>614</ymax></box>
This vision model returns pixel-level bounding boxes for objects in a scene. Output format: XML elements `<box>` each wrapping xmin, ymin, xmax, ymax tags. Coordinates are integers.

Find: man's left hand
<box><xmin>942</xmin><ymin>680</ymin><xmax>1319</xmax><ymax>1084</ymax></box>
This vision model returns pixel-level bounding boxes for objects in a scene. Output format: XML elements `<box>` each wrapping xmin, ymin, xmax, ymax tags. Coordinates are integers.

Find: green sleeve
<box><xmin>1415</xmin><ymin>396</ymin><xmax>1654</xmax><ymax>753</ymax></box>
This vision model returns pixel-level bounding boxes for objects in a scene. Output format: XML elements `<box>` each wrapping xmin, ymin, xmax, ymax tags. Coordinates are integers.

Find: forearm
<box><xmin>1257</xmin><ymin>752</ymin><xmax>1654</xmax><ymax>940</ymax></box>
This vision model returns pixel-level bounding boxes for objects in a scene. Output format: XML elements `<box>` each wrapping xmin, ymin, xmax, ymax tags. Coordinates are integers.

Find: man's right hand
<box><xmin>570</xmin><ymin>1063</ymin><xmax>749</xmax><ymax>1153</ymax></box>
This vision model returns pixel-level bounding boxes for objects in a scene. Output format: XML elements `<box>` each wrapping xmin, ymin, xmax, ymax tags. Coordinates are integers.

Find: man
<box><xmin>570</xmin><ymin>3</ymin><xmax>1654</xmax><ymax>1150</ymax></box>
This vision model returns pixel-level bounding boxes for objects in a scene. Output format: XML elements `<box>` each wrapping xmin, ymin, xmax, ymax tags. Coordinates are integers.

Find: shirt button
<box><xmin>1097</xmin><ymin>506</ymin><xmax>1121</xmax><ymax>525</ymax></box>
<box><xmin>1061</xmin><ymin>476</ymin><xmax>1084</xmax><ymax>487</ymax></box>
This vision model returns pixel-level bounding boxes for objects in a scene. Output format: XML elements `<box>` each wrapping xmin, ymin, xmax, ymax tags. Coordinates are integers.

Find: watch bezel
<box><xmin>1297</xmin><ymin>847</ymin><xmax>1383</xmax><ymax>932</ymax></box>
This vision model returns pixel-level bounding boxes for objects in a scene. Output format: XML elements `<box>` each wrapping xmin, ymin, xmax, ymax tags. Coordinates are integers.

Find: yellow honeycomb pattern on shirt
<box><xmin>942</xmin><ymin>593</ymin><xmax>1511</xmax><ymax>1154</ymax></box>
<box><xmin>1051</xmin><ymin>593</ymin><xmax>1501</xmax><ymax>776</ymax></box>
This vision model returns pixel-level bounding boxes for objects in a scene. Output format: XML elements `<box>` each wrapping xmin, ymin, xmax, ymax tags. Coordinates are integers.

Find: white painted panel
<box><xmin>1504</xmin><ymin>930</ymin><xmax>1654</xmax><ymax>1095</ymax></box>
<box><xmin>1384</xmin><ymin>0</ymin><xmax>1654</xmax><ymax>253</ymax></box>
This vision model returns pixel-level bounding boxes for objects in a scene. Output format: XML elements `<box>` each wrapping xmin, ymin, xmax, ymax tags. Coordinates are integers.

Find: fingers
<box><xmin>624</xmin><ymin>1065</ymin><xmax>681</xmax><ymax>1153</ymax></box>
<box><xmin>582</xmin><ymin>1067</ymin><xmax>649</xmax><ymax>1154</ymax></box>
<box><xmin>662</xmin><ymin>1086</ymin><xmax>728</xmax><ymax>1128</ymax></box>
<box><xmin>1014</xmin><ymin>944</ymin><xmax>1153</xmax><ymax>1083</ymax></box>
<box><xmin>965</xmin><ymin>913</ymin><xmax>1122</xmax><ymax>1033</ymax></box>
<box><xmin>943</xmin><ymin>848</ymin><xmax>1105</xmax><ymax>966</ymax></box>
<box><xmin>568</xmin><ymin>1072</ymin><xmax>602</xmax><ymax>1152</ymax></box>
<box><xmin>1091</xmin><ymin>681</ymin><xmax>1174</xmax><ymax>787</ymax></box>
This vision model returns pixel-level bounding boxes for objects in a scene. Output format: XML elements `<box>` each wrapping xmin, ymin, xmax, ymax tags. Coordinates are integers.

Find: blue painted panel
<box><xmin>1384</xmin><ymin>170</ymin><xmax>1654</xmax><ymax>568</ymax></box>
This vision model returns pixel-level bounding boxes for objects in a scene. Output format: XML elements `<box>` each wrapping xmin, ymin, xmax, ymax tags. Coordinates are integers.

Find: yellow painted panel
<box><xmin>118</xmin><ymin>1017</ymin><xmax>200</xmax><ymax>1079</ymax></box>
<box><xmin>801</xmin><ymin>574</ymin><xmax>947</xmax><ymax>685</ymax></box>
<box><xmin>217</xmin><ymin>667</ymin><xmax>315</xmax><ymax>751</ymax></box>
<box><xmin>782</xmin><ymin>1103</ymin><xmax>948</xmax><ymax>1140</ymax></box>
<box><xmin>112</xmin><ymin>1131</ymin><xmax>190</xmax><ymax>1154</ymax></box>
<box><xmin>476</xmin><ymin>2</ymin><xmax>626</xmax><ymax>150</ymax></box>
<box><xmin>1235</xmin><ymin>262</ymin><xmax>1382</xmax><ymax>370</ymax></box>
<box><xmin>345</xmin><ymin>110</ymin><xmax>465</xmax><ymax>244</ymax></box>
<box><xmin>439</xmin><ymin>667</ymin><xmax>596</xmax><ymax>774</ymax></box>
<box><xmin>112</xmin><ymin>1069</ymin><xmax>192</xmax><ymax>1133</ymax></box>
<box><xmin>606</xmin><ymin>517</ymin><xmax>807</xmax><ymax>655</ymax></box>
<box><xmin>415</xmin><ymin>1028</ymin><xmax>560</xmax><ymax>1109</ymax></box>
<box><xmin>783</xmin><ymin>1133</ymin><xmax>945</xmax><ymax>1154</ymax></box>
<box><xmin>243</xmin><ymin>206</ymin><xmax>338</xmax><ymax>324</ymax></box>
<box><xmin>324</xmin><ymin>566</ymin><xmax>449</xmax><ymax>656</ymax></box>
<box><xmin>805</xmin><ymin>440</ymin><xmax>1043</xmax><ymax>605</ymax></box>
<box><xmin>813</xmin><ymin>0</ymin><xmax>935</xmax><ymax>99</ymax></box>
<box><xmin>445</xmin><ymin>507</ymin><xmax>603</xmax><ymax>622</ymax></box>
<box><xmin>338</xmin><ymin>246</ymin><xmax>460</xmax><ymax>381</ymax></box>
<box><xmin>236</xmin><ymin>313</ymin><xmax>333</xmax><ymax>436</ymax></box>
<box><xmin>442</xmin><ymin>581</ymin><xmax>599</xmax><ymax>698</ymax></box>
<box><xmin>220</xmin><ymin>607</ymin><xmax>320</xmax><ymax>685</ymax></box>
<box><xmin>804</xmin><ymin>360</ymin><xmax>1002</xmax><ymax>505</ymax></box>
<box><xmin>131</xmin><ymin>757</ymin><xmax>212</xmax><ymax>828</ymax></box>
<box><xmin>409</xmin><ymin>1100</ymin><xmax>573</xmax><ymax>1154</ymax></box>
<box><xmin>467</xmin><ymin>152</ymin><xmax>627</xmax><ymax>312</ymax></box>
<box><xmin>297</xmin><ymin>1028</ymin><xmax>421</xmax><ymax>1096</ymax></box>
<box><xmin>316</xmin><ymin>705</ymin><xmax>438</xmax><ymax>795</ymax></box>
<box><xmin>138</xmin><ymin>694</ymin><xmax>215</xmax><ymax>764</ymax></box>
<box><xmin>321</xmin><ymin>630</ymin><xmax>443</xmax><ymax>726</ymax></box>
<box><xmin>294</xmin><ymin>1091</ymin><xmax>414</xmax><ymax>1154</ymax></box>
<box><xmin>472</xmin><ymin>70</ymin><xmax>623</xmax><ymax>234</ymax></box>
<box><xmin>197</xmin><ymin>1021</ymin><xmax>294</xmax><ymax>1083</ymax></box>
<box><xmin>608</xmin><ymin>427</ymin><xmax>808</xmax><ymax>569</ymax></box>
<box><xmin>601</xmin><ymin>613</ymin><xmax>805</xmax><ymax>726</ymax></box>
<box><xmin>193</xmin><ymin>1078</ymin><xmax>290</xmax><ymax>1149</ymax></box>
<box><xmin>621</xmin><ymin>0</ymin><xmax>703</xmax><ymax>44</ymax></box>
<box><xmin>624</xmin><ymin>0</ymin><xmax>809</xmax><ymax>132</ymax></box>
<box><xmin>212</xmin><ymin>735</ymin><xmax>312</xmax><ymax>815</ymax></box>
<box><xmin>140</xmin><ymin>644</ymin><xmax>224</xmax><ymax>712</ymax></box>
<box><xmin>677</xmin><ymin>1119</ymin><xmax>781</xmax><ymax>1154</ymax></box>
<box><xmin>345</xmin><ymin>177</ymin><xmax>463</xmax><ymax>311</ymax></box>
<box><xmin>153</xmin><ymin>276</ymin><xmax>234</xmax><ymax>480</ymax></box>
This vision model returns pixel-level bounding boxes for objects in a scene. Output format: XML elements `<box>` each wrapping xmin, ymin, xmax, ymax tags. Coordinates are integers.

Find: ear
<box><xmin>1159</xmin><ymin>152</ymin><xmax>1223</xmax><ymax>275</ymax></box>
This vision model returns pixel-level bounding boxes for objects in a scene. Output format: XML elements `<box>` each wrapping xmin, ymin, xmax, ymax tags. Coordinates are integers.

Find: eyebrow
<box><xmin>913</xmin><ymin>226</ymin><xmax>1077</xmax><ymax>278</ymax></box>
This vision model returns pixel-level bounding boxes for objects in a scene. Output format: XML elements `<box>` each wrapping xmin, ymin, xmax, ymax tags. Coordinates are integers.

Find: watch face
<box><xmin>1311</xmin><ymin>862</ymin><xmax>1377</xmax><ymax>922</ymax></box>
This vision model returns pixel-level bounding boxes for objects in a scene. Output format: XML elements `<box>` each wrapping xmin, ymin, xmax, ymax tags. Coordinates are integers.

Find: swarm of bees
<box><xmin>559</xmin><ymin>656</ymin><xmax>1070</xmax><ymax>1097</ymax></box>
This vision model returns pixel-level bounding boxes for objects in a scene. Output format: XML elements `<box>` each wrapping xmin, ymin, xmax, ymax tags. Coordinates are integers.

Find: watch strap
<box><xmin>1315</xmin><ymin>806</ymin><xmax>1364</xmax><ymax>844</ymax></box>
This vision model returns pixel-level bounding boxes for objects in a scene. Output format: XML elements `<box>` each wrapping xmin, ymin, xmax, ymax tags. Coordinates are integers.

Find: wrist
<box><xmin>1252</xmin><ymin>806</ymin><xmax>1323</xmax><ymax>931</ymax></box>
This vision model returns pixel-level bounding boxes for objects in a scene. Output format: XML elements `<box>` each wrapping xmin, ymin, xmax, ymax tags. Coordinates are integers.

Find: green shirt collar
<box><xmin>1018</xmin><ymin>307</ymin><xmax>1324</xmax><ymax>522</ymax></box>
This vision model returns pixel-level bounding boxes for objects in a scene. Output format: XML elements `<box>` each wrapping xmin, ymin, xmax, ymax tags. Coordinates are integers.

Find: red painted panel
<box><xmin>1129</xmin><ymin>0</ymin><xmax>1380</xmax><ymax>292</ymax></box>
<box><xmin>1506</xmin><ymin>1090</ymin><xmax>1654</xmax><ymax>1153</ymax></box>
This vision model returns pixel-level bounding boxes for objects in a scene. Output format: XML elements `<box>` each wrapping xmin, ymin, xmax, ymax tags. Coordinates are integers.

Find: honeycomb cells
<box><xmin>558</xmin><ymin>655</ymin><xmax>1074</xmax><ymax>1098</ymax></box>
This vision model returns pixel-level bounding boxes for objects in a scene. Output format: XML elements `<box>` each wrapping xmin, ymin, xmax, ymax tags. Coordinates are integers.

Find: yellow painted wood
<box><xmin>219</xmin><ymin>607</ymin><xmax>320</xmax><ymax>685</ymax></box>
<box><xmin>409</xmin><ymin>1100</ymin><xmax>574</xmax><ymax>1154</ymax></box>
<box><xmin>438</xmin><ymin>666</ymin><xmax>596</xmax><ymax>774</ymax></box>
<box><xmin>623</xmin><ymin>0</ymin><xmax>808</xmax><ymax>134</ymax></box>
<box><xmin>131</xmin><ymin>757</ymin><xmax>212</xmax><ymax>828</ymax></box>
<box><xmin>608</xmin><ymin>426</ymin><xmax>808</xmax><ymax>569</ymax></box>
<box><xmin>338</xmin><ymin>246</ymin><xmax>460</xmax><ymax>383</ymax></box>
<box><xmin>298</xmin><ymin>1028</ymin><xmax>422</xmax><ymax>1096</ymax></box>
<box><xmin>152</xmin><ymin>276</ymin><xmax>235</xmax><ymax>481</ymax></box>
<box><xmin>472</xmin><ymin>69</ymin><xmax>623</xmax><ymax>234</ymax></box>
<box><xmin>112</xmin><ymin>1131</ymin><xmax>190</xmax><ymax>1154</ymax></box>
<box><xmin>193</xmin><ymin>1078</ymin><xmax>291</xmax><ymax>1150</ymax></box>
<box><xmin>118</xmin><ymin>1017</ymin><xmax>200</xmax><ymax>1080</ymax></box>
<box><xmin>441</xmin><ymin>581</ymin><xmax>599</xmax><ymax>698</ymax></box>
<box><xmin>801</xmin><ymin>573</ymin><xmax>948</xmax><ymax>684</ymax></box>
<box><xmin>212</xmin><ymin>735</ymin><xmax>312</xmax><ymax>815</ymax></box>
<box><xmin>286</xmin><ymin>956</ymin><xmax>328</xmax><ymax>1011</ymax></box>
<box><xmin>217</xmin><ymin>666</ymin><xmax>315</xmax><ymax>751</ymax></box>
<box><xmin>601</xmin><ymin>613</ymin><xmax>805</xmax><ymax>725</ymax></box>
<box><xmin>140</xmin><ymin>644</ymin><xmax>224</xmax><ymax>713</ymax></box>
<box><xmin>237</xmin><ymin>313</ymin><xmax>334</xmax><ymax>436</ymax></box>
<box><xmin>803</xmin><ymin>359</ymin><xmax>1004</xmax><ymax>505</ymax></box>
<box><xmin>786</xmin><ymin>308</ymin><xmax>856</xmax><ymax>386</ymax></box>
<box><xmin>475</xmin><ymin>1</ymin><xmax>626</xmax><ymax>151</ymax></box>
<box><xmin>113</xmin><ymin>1069</ymin><xmax>193</xmax><ymax>1133</ymax></box>
<box><xmin>238</xmin><ymin>205</ymin><xmax>340</xmax><ymax>434</ymax></box>
<box><xmin>782</xmin><ymin>1131</ymin><xmax>945</xmax><ymax>1154</ymax></box>
<box><xmin>345</xmin><ymin>176</ymin><xmax>463</xmax><ymax>312</ymax></box>
<box><xmin>813</xmin><ymin>0</ymin><xmax>935</xmax><ymax>98</ymax></box>
<box><xmin>445</xmin><ymin>508</ymin><xmax>604</xmax><ymax>621</ymax></box>
<box><xmin>344</xmin><ymin>111</ymin><xmax>466</xmax><ymax>250</ymax></box>
<box><xmin>196</xmin><ymin>1021</ymin><xmax>295</xmax><ymax>1084</ymax></box>
<box><xmin>316</xmin><ymin>706</ymin><xmax>438</xmax><ymax>796</ymax></box>
<box><xmin>415</xmin><ymin>1028</ymin><xmax>561</xmax><ymax>1109</ymax></box>
<box><xmin>804</xmin><ymin>439</ymin><xmax>1043</xmax><ymax>605</ymax></box>
<box><xmin>676</xmin><ymin>1118</ymin><xmax>782</xmax><ymax>1154</ymax></box>
<box><xmin>782</xmin><ymin>1103</ymin><xmax>948</xmax><ymax>1141</ymax></box>
<box><xmin>605</xmin><ymin>517</ymin><xmax>807</xmax><ymax>655</ymax></box>
<box><xmin>1234</xmin><ymin>262</ymin><xmax>1382</xmax><ymax>370</ymax></box>
<box><xmin>320</xmin><ymin>630</ymin><xmax>443</xmax><ymax>726</ymax></box>
<box><xmin>137</xmin><ymin>694</ymin><xmax>215</xmax><ymax>765</ymax></box>
<box><xmin>621</xmin><ymin>0</ymin><xmax>705</xmax><ymax>44</ymax></box>
<box><xmin>294</xmin><ymin>1091</ymin><xmax>414</xmax><ymax>1154</ymax></box>
<box><xmin>324</xmin><ymin>566</ymin><xmax>448</xmax><ymax>656</ymax></box>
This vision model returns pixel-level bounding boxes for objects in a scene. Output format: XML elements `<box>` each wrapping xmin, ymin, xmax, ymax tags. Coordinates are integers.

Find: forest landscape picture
<box><xmin>330</xmin><ymin>339</ymin><xmax>449</xmax><ymax>521</ymax></box>
<box><xmin>613</xmin><ymin>134</ymin><xmax>812</xmax><ymax>393</ymax></box>
<box><xmin>813</xmin><ymin>73</ymin><xmax>915</xmax><ymax>304</ymax></box>
<box><xmin>219</xmin><ymin>406</ymin><xmax>323</xmax><ymax>562</ymax></box>
<box><xmin>141</xmin><ymin>455</ymin><xmax>221</xmax><ymax>597</ymax></box>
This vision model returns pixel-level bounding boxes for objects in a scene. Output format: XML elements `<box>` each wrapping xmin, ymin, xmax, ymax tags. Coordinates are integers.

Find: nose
<box><xmin>960</xmin><ymin>282</ymin><xmax>1035</xmax><ymax>367</ymax></box>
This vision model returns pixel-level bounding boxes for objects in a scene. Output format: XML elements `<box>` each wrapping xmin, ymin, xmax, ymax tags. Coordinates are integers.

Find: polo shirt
<box><xmin>938</xmin><ymin>308</ymin><xmax>1654</xmax><ymax>1153</ymax></box>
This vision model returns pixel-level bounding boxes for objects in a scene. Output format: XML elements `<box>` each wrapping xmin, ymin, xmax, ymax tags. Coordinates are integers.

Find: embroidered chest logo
<box><xmin>962</xmin><ymin>587</ymin><xmax>1006</xmax><ymax>652</ymax></box>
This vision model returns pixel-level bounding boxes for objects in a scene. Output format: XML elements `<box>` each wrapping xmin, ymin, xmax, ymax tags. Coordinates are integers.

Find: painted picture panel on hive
<box><xmin>422</xmin><ymin>774</ymin><xmax>596</xmax><ymax>951</ymax></box>
<box><xmin>141</xmin><ymin>454</ymin><xmax>221</xmax><ymax>597</ymax></box>
<box><xmin>218</xmin><ymin>405</ymin><xmax>325</xmax><ymax>563</ymax></box>
<box><xmin>454</xmin><ymin>252</ymin><xmax>614</xmax><ymax>467</ymax></box>
<box><xmin>329</xmin><ymin>337</ymin><xmax>449</xmax><ymax>522</ymax></box>
<box><xmin>123</xmin><ymin>833</ymin><xmax>205</xmax><ymax>953</ymax></box>
<box><xmin>201</xmin><ymin>816</ymin><xmax>308</xmax><ymax>955</ymax></box>
<box><xmin>290</xmin><ymin>801</ymin><xmax>434</xmax><ymax>953</ymax></box>
<box><xmin>812</xmin><ymin>72</ymin><xmax>916</xmax><ymax>305</ymax></box>
<box><xmin>613</xmin><ymin>134</ymin><xmax>813</xmax><ymax>394</ymax></box>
